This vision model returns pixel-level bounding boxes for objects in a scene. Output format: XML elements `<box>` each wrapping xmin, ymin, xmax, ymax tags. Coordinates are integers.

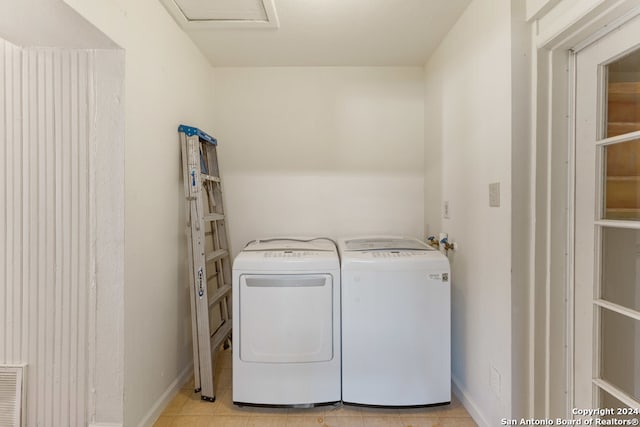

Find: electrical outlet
<box><xmin>443</xmin><ymin>200</ymin><xmax>450</xmax><ymax>219</ymax></box>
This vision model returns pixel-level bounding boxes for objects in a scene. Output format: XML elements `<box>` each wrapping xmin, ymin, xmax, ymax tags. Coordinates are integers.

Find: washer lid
<box><xmin>343</xmin><ymin>237</ymin><xmax>431</xmax><ymax>251</ymax></box>
<box><xmin>243</xmin><ymin>238</ymin><xmax>336</xmax><ymax>252</ymax></box>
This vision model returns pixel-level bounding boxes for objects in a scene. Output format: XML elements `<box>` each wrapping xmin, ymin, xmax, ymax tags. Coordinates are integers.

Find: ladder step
<box><xmin>208</xmin><ymin>284</ymin><xmax>231</xmax><ymax>308</ymax></box>
<box><xmin>210</xmin><ymin>321</ymin><xmax>232</xmax><ymax>352</ymax></box>
<box><xmin>201</xmin><ymin>173</ymin><xmax>220</xmax><ymax>183</ymax></box>
<box><xmin>204</xmin><ymin>213</ymin><xmax>224</xmax><ymax>222</ymax></box>
<box><xmin>206</xmin><ymin>249</ymin><xmax>228</xmax><ymax>263</ymax></box>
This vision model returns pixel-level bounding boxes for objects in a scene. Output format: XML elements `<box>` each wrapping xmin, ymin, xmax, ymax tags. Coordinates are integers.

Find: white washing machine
<box><xmin>232</xmin><ymin>238</ymin><xmax>341</xmax><ymax>406</ymax></box>
<box><xmin>338</xmin><ymin>236</ymin><xmax>451</xmax><ymax>407</ymax></box>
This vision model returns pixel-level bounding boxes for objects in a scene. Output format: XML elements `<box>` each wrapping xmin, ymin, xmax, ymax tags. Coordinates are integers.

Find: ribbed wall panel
<box><xmin>1</xmin><ymin>39</ymin><xmax>94</xmax><ymax>427</ymax></box>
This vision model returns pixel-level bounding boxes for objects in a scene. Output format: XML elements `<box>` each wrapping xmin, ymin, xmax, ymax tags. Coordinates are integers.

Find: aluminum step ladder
<box><xmin>179</xmin><ymin>125</ymin><xmax>232</xmax><ymax>402</ymax></box>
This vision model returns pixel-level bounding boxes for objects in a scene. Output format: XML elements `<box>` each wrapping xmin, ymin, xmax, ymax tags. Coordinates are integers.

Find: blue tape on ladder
<box><xmin>178</xmin><ymin>125</ymin><xmax>218</xmax><ymax>145</ymax></box>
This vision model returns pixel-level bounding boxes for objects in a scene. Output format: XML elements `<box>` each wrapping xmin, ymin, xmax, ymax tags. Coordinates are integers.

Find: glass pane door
<box><xmin>595</xmin><ymin>45</ymin><xmax>640</xmax><ymax>409</ymax></box>
<box><xmin>604</xmin><ymin>47</ymin><xmax>640</xmax><ymax>220</ymax></box>
<box><xmin>575</xmin><ymin>15</ymin><xmax>640</xmax><ymax>414</ymax></box>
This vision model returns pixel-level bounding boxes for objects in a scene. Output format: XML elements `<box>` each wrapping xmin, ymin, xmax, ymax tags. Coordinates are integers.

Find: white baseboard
<box><xmin>136</xmin><ymin>363</ymin><xmax>193</xmax><ymax>427</ymax></box>
<box><xmin>452</xmin><ymin>375</ymin><xmax>491</xmax><ymax>427</ymax></box>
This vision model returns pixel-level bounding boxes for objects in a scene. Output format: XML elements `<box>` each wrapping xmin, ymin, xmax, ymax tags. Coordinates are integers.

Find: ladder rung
<box><xmin>206</xmin><ymin>249</ymin><xmax>228</xmax><ymax>263</ymax></box>
<box><xmin>208</xmin><ymin>284</ymin><xmax>231</xmax><ymax>308</ymax></box>
<box><xmin>204</xmin><ymin>213</ymin><xmax>224</xmax><ymax>222</ymax></box>
<box><xmin>201</xmin><ymin>173</ymin><xmax>220</xmax><ymax>183</ymax></box>
<box><xmin>210</xmin><ymin>321</ymin><xmax>232</xmax><ymax>351</ymax></box>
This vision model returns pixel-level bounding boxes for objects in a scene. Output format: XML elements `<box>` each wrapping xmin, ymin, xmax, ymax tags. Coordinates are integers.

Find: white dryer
<box><xmin>232</xmin><ymin>238</ymin><xmax>341</xmax><ymax>406</ymax></box>
<box><xmin>338</xmin><ymin>236</ymin><xmax>451</xmax><ymax>407</ymax></box>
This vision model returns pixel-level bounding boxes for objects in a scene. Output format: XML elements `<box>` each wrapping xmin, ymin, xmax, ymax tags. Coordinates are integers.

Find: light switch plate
<box><xmin>489</xmin><ymin>182</ymin><xmax>500</xmax><ymax>207</ymax></box>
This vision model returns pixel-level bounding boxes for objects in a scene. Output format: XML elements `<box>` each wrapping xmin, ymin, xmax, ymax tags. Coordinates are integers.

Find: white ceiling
<box><xmin>161</xmin><ymin>0</ymin><xmax>471</xmax><ymax>66</ymax></box>
<box><xmin>0</xmin><ymin>0</ymin><xmax>116</xmax><ymax>49</ymax></box>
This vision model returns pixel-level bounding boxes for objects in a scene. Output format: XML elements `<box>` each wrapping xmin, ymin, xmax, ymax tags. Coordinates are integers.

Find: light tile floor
<box><xmin>154</xmin><ymin>349</ymin><xmax>477</xmax><ymax>427</ymax></box>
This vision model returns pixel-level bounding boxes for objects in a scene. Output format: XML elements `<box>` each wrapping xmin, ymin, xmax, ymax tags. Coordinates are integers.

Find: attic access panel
<box><xmin>161</xmin><ymin>0</ymin><xmax>279</xmax><ymax>29</ymax></box>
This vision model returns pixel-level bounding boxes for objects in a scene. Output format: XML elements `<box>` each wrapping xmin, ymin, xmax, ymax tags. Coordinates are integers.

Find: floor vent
<box><xmin>0</xmin><ymin>366</ymin><xmax>25</xmax><ymax>427</ymax></box>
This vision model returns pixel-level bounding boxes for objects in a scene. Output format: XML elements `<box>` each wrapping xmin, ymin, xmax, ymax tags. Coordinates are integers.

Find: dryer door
<box><xmin>239</xmin><ymin>274</ymin><xmax>333</xmax><ymax>363</ymax></box>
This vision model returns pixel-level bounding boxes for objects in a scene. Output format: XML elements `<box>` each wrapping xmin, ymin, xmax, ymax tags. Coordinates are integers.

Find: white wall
<box><xmin>93</xmin><ymin>49</ymin><xmax>126</xmax><ymax>426</ymax></box>
<box><xmin>61</xmin><ymin>1</ymin><xmax>216</xmax><ymax>426</ymax></box>
<box><xmin>0</xmin><ymin>2</ymin><xmax>125</xmax><ymax>423</ymax></box>
<box><xmin>0</xmin><ymin>39</ymin><xmax>96</xmax><ymax>427</ymax></box>
<box><xmin>212</xmin><ymin>67</ymin><xmax>425</xmax><ymax>255</ymax></box>
<box><xmin>510</xmin><ymin>0</ymin><xmax>532</xmax><ymax>420</ymax></box>
<box><xmin>424</xmin><ymin>58</ymin><xmax>443</xmax><ymax>237</ymax></box>
<box><xmin>424</xmin><ymin>0</ymin><xmax>519</xmax><ymax>424</ymax></box>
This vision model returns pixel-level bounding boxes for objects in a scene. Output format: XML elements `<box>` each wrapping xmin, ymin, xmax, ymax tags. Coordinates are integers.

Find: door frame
<box><xmin>531</xmin><ymin>0</ymin><xmax>640</xmax><ymax>418</ymax></box>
